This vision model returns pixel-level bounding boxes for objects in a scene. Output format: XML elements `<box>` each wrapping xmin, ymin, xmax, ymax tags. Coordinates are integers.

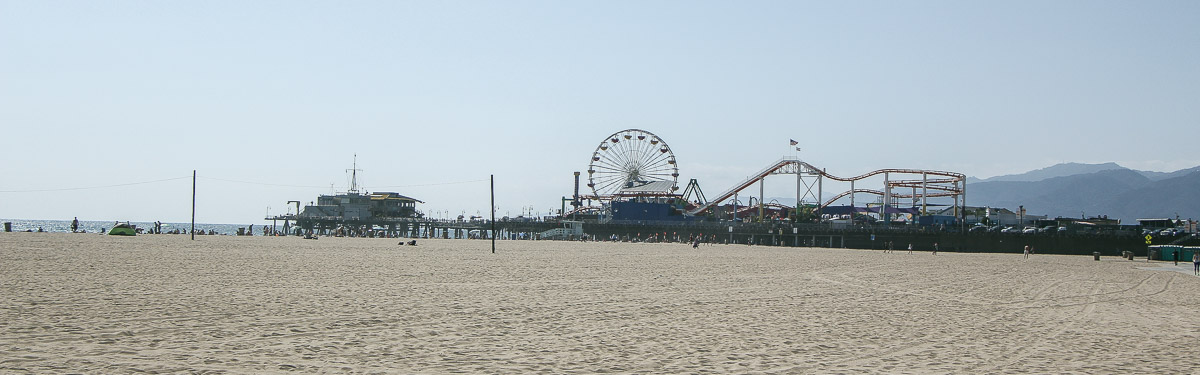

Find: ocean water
<box><xmin>0</xmin><ymin>219</ymin><xmax>260</xmax><ymax>236</ymax></box>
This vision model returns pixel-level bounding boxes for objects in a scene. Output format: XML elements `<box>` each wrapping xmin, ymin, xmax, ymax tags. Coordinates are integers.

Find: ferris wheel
<box><xmin>587</xmin><ymin>129</ymin><xmax>679</xmax><ymax>199</ymax></box>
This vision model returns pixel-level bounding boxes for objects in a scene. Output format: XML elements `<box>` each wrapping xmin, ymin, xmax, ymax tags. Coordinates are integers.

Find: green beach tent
<box><xmin>108</xmin><ymin>223</ymin><xmax>136</xmax><ymax>236</ymax></box>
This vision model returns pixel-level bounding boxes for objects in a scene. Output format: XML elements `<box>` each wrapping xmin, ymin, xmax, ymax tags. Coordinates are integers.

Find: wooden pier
<box><xmin>263</xmin><ymin>215</ymin><xmax>1143</xmax><ymax>256</ymax></box>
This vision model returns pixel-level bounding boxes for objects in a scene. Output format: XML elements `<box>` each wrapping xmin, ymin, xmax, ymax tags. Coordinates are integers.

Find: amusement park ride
<box><xmin>569</xmin><ymin>129</ymin><xmax>968</xmax><ymax>223</ymax></box>
<box><xmin>586</xmin><ymin>128</ymin><xmax>680</xmax><ymax>199</ymax></box>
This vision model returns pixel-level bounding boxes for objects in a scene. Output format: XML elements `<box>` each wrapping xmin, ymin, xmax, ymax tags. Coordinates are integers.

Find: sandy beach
<box><xmin>2</xmin><ymin>233</ymin><xmax>1199</xmax><ymax>374</ymax></box>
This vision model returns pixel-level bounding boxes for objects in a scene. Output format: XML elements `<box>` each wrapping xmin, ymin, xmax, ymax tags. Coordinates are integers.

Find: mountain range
<box><xmin>966</xmin><ymin>163</ymin><xmax>1200</xmax><ymax>222</ymax></box>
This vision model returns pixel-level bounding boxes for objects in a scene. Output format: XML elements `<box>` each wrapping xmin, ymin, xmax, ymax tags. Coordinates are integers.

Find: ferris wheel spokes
<box><xmin>587</xmin><ymin>129</ymin><xmax>680</xmax><ymax>199</ymax></box>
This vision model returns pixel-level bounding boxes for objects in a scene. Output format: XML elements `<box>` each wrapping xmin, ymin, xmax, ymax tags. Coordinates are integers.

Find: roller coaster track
<box><xmin>688</xmin><ymin>157</ymin><xmax>966</xmax><ymax>215</ymax></box>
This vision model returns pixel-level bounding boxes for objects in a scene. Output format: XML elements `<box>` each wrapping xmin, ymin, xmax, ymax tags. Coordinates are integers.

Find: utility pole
<box><xmin>491</xmin><ymin>174</ymin><xmax>496</xmax><ymax>254</ymax></box>
<box><xmin>733</xmin><ymin>192</ymin><xmax>738</xmax><ymax>222</ymax></box>
<box><xmin>191</xmin><ymin>170</ymin><xmax>196</xmax><ymax>241</ymax></box>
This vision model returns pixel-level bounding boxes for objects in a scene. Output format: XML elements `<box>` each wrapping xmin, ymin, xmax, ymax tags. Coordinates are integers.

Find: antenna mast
<box><xmin>346</xmin><ymin>154</ymin><xmax>363</xmax><ymax>194</ymax></box>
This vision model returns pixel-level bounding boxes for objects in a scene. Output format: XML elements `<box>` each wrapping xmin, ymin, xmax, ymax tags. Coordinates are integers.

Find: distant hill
<box><xmin>974</xmin><ymin>162</ymin><xmax>1125</xmax><ymax>183</ymax></box>
<box><xmin>1137</xmin><ymin>166</ymin><xmax>1200</xmax><ymax>181</ymax></box>
<box><xmin>1108</xmin><ymin>171</ymin><xmax>1200</xmax><ymax>219</ymax></box>
<box><xmin>967</xmin><ymin>164</ymin><xmax>1200</xmax><ymax>222</ymax></box>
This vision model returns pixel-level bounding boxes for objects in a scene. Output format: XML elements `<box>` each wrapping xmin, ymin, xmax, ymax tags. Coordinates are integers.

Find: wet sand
<box><xmin>2</xmin><ymin>233</ymin><xmax>1199</xmax><ymax>373</ymax></box>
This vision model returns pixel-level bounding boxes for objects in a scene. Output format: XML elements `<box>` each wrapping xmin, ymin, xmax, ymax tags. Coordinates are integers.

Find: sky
<box><xmin>2</xmin><ymin>1</ymin><xmax>1198</xmax><ymax>224</ymax></box>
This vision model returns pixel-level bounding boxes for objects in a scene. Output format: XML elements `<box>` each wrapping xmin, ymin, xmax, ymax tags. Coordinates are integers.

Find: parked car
<box><xmin>969</xmin><ymin>225</ymin><xmax>987</xmax><ymax>233</ymax></box>
<box><xmin>1022</xmin><ymin>226</ymin><xmax>1038</xmax><ymax>234</ymax></box>
<box><xmin>1160</xmin><ymin>229</ymin><xmax>1176</xmax><ymax>236</ymax></box>
<box><xmin>1000</xmin><ymin>226</ymin><xmax>1017</xmax><ymax>233</ymax></box>
<box><xmin>853</xmin><ymin>216</ymin><xmax>877</xmax><ymax>224</ymax></box>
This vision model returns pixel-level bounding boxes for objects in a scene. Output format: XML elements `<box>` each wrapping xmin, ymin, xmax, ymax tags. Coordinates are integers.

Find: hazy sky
<box><xmin>2</xmin><ymin>1</ymin><xmax>1198</xmax><ymax>224</ymax></box>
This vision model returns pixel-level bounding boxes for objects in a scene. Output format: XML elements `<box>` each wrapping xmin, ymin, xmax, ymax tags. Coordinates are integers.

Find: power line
<box><xmin>371</xmin><ymin>179</ymin><xmax>490</xmax><ymax>189</ymax></box>
<box><xmin>197</xmin><ymin>176</ymin><xmax>328</xmax><ymax>189</ymax></box>
<box><xmin>198</xmin><ymin>176</ymin><xmax>489</xmax><ymax>189</ymax></box>
<box><xmin>0</xmin><ymin>174</ymin><xmax>490</xmax><ymax>193</ymax></box>
<box><xmin>0</xmin><ymin>176</ymin><xmax>192</xmax><ymax>193</ymax></box>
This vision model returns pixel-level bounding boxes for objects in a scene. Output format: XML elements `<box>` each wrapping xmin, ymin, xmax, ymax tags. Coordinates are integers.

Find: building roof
<box><xmin>934</xmin><ymin>206</ymin><xmax>1017</xmax><ymax>216</ymax></box>
<box><xmin>616</xmin><ymin>180</ymin><xmax>675</xmax><ymax>196</ymax></box>
<box><xmin>822</xmin><ymin>205</ymin><xmax>876</xmax><ymax>215</ymax></box>
<box><xmin>370</xmin><ymin>192</ymin><xmax>424</xmax><ymax>203</ymax></box>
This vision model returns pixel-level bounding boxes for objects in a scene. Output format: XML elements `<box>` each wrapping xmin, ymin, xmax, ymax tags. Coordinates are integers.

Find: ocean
<box><xmin>1</xmin><ymin>219</ymin><xmax>259</xmax><ymax>236</ymax></box>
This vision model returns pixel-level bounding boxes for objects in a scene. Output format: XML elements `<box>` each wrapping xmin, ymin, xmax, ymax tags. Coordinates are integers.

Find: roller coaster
<box><xmin>688</xmin><ymin>157</ymin><xmax>967</xmax><ymax>220</ymax></box>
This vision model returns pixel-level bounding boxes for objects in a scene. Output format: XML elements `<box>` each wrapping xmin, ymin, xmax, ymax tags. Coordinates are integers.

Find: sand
<box><xmin>2</xmin><ymin>233</ymin><xmax>1199</xmax><ymax>374</ymax></box>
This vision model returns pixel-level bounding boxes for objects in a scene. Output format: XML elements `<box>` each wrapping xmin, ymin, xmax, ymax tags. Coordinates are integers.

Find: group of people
<box><xmin>690</xmin><ymin>234</ymin><xmax>719</xmax><ymax>248</ymax></box>
<box><xmin>602</xmin><ymin>232</ymin><xmax>719</xmax><ymax>245</ymax></box>
<box><xmin>67</xmin><ymin>217</ymin><xmax>205</xmax><ymax>235</ymax></box>
<box><xmin>1171</xmin><ymin>250</ymin><xmax>1200</xmax><ymax>276</ymax></box>
<box><xmin>881</xmin><ymin>241</ymin><xmax>938</xmax><ymax>255</ymax></box>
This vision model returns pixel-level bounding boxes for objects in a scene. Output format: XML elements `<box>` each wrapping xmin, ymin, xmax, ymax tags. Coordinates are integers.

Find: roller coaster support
<box><xmin>883</xmin><ymin>172</ymin><xmax>890</xmax><ymax>224</ymax></box>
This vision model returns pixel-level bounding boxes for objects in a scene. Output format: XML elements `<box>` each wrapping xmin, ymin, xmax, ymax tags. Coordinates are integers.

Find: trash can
<box><xmin>2</xmin><ymin>222</ymin><xmax>10</xmax><ymax>232</ymax></box>
<box><xmin>1093</xmin><ymin>252</ymin><xmax>1101</xmax><ymax>261</ymax></box>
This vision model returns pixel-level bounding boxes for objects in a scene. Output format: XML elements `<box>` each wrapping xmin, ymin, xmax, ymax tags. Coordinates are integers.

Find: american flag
<box><xmin>789</xmin><ymin>139</ymin><xmax>798</xmax><ymax>146</ymax></box>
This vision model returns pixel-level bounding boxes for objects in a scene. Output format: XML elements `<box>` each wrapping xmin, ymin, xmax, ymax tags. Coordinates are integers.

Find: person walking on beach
<box><xmin>933</xmin><ymin>242</ymin><xmax>939</xmax><ymax>255</ymax></box>
<box><xmin>908</xmin><ymin>243</ymin><xmax>913</xmax><ymax>254</ymax></box>
<box><xmin>1173</xmin><ymin>250</ymin><xmax>1179</xmax><ymax>266</ymax></box>
<box><xmin>1023</xmin><ymin>245</ymin><xmax>1031</xmax><ymax>259</ymax></box>
<box><xmin>1193</xmin><ymin>251</ymin><xmax>1199</xmax><ymax>276</ymax></box>
<box><xmin>71</xmin><ymin>217</ymin><xmax>79</xmax><ymax>233</ymax></box>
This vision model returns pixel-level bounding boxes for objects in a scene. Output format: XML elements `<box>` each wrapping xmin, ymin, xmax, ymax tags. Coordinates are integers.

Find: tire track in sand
<box><xmin>966</xmin><ymin>272</ymin><xmax>1178</xmax><ymax>372</ymax></box>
